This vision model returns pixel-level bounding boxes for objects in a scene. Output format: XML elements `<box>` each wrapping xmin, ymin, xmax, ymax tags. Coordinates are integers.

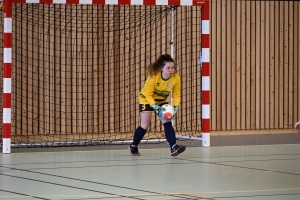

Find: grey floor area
<box><xmin>1</xmin><ymin>134</ymin><xmax>300</xmax><ymax>200</ymax></box>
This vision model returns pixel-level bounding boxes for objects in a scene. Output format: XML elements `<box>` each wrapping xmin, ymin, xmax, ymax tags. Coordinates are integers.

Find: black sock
<box><xmin>163</xmin><ymin>122</ymin><xmax>176</xmax><ymax>148</ymax></box>
<box><xmin>132</xmin><ymin>126</ymin><xmax>147</xmax><ymax>146</ymax></box>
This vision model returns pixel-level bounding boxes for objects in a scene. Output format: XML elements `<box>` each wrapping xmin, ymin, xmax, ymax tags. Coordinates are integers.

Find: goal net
<box><xmin>1</xmin><ymin>2</ymin><xmax>208</xmax><ymax>149</ymax></box>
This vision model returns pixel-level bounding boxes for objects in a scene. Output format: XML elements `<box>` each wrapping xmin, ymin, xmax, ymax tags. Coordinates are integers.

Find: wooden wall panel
<box><xmin>211</xmin><ymin>0</ymin><xmax>216</xmax><ymax>131</ymax></box>
<box><xmin>294</xmin><ymin>2</ymin><xmax>300</xmax><ymax>128</ymax></box>
<box><xmin>211</xmin><ymin>0</ymin><xmax>300</xmax><ymax>135</ymax></box>
<box><xmin>235</xmin><ymin>0</ymin><xmax>241</xmax><ymax>130</ymax></box>
<box><xmin>248</xmin><ymin>1</ymin><xmax>257</xmax><ymax>129</ymax></box>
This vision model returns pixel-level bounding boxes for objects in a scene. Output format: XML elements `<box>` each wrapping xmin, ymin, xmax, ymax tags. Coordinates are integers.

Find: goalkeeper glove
<box><xmin>168</xmin><ymin>106</ymin><xmax>179</xmax><ymax>121</ymax></box>
<box><xmin>173</xmin><ymin>106</ymin><xmax>179</xmax><ymax>113</ymax></box>
<box><xmin>151</xmin><ymin>104</ymin><xmax>165</xmax><ymax>120</ymax></box>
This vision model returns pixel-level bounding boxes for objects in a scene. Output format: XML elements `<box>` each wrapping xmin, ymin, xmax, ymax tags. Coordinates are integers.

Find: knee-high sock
<box><xmin>132</xmin><ymin>126</ymin><xmax>147</xmax><ymax>146</ymax></box>
<box><xmin>163</xmin><ymin>122</ymin><xmax>176</xmax><ymax>148</ymax></box>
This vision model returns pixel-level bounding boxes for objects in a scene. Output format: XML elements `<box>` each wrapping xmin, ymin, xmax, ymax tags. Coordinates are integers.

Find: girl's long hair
<box><xmin>146</xmin><ymin>54</ymin><xmax>176</xmax><ymax>76</ymax></box>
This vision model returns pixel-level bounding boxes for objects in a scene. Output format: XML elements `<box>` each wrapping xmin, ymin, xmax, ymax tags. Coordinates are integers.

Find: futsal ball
<box><xmin>161</xmin><ymin>104</ymin><xmax>175</xmax><ymax>120</ymax></box>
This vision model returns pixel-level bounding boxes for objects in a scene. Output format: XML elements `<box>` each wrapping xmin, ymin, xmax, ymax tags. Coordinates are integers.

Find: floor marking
<box><xmin>1</xmin><ymin>188</ymin><xmax>300</xmax><ymax>199</ymax></box>
<box><xmin>9</xmin><ymin>143</ymin><xmax>300</xmax><ymax>154</ymax></box>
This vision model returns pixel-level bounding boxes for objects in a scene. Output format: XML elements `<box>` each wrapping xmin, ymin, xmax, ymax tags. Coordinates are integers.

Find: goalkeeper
<box><xmin>128</xmin><ymin>54</ymin><xmax>186</xmax><ymax>157</ymax></box>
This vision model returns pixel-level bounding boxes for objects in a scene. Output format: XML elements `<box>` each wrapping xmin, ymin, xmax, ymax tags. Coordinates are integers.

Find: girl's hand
<box><xmin>151</xmin><ymin>104</ymin><xmax>166</xmax><ymax>120</ymax></box>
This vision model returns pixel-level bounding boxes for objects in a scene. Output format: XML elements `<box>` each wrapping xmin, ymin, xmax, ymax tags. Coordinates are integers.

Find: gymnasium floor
<box><xmin>1</xmin><ymin>134</ymin><xmax>300</xmax><ymax>200</ymax></box>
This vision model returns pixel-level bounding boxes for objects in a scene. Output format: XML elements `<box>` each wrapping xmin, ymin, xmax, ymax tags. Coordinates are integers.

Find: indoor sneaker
<box><xmin>171</xmin><ymin>144</ymin><xmax>186</xmax><ymax>157</ymax></box>
<box><xmin>128</xmin><ymin>145</ymin><xmax>140</xmax><ymax>156</ymax></box>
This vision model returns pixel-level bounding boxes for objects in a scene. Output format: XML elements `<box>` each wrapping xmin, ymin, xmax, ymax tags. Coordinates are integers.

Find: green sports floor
<box><xmin>1</xmin><ymin>134</ymin><xmax>300</xmax><ymax>200</ymax></box>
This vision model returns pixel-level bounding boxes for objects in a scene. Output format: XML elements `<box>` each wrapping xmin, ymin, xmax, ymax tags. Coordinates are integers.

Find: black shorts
<box><xmin>139</xmin><ymin>103</ymin><xmax>168</xmax><ymax>112</ymax></box>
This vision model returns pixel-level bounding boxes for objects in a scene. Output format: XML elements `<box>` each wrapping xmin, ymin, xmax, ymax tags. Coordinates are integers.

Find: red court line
<box><xmin>180</xmin><ymin>193</ymin><xmax>215</xmax><ymax>200</ymax></box>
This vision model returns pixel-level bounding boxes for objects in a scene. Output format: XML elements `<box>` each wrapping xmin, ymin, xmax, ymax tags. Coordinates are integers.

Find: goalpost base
<box><xmin>176</xmin><ymin>134</ymin><xmax>210</xmax><ymax>147</ymax></box>
<box><xmin>2</xmin><ymin>138</ymin><xmax>11</xmax><ymax>154</ymax></box>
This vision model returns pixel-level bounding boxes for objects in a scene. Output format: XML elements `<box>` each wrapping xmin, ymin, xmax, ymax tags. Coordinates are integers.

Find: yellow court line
<box><xmin>186</xmin><ymin>187</ymin><xmax>300</xmax><ymax>195</ymax></box>
<box><xmin>1</xmin><ymin>188</ymin><xmax>300</xmax><ymax>198</ymax></box>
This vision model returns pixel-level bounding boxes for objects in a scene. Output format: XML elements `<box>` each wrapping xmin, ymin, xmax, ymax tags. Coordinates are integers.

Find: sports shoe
<box><xmin>170</xmin><ymin>144</ymin><xmax>186</xmax><ymax>157</ymax></box>
<box><xmin>128</xmin><ymin>145</ymin><xmax>140</xmax><ymax>156</ymax></box>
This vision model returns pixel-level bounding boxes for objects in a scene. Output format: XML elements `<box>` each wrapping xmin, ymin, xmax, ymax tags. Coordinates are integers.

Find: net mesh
<box><xmin>1</xmin><ymin>4</ymin><xmax>202</xmax><ymax>147</ymax></box>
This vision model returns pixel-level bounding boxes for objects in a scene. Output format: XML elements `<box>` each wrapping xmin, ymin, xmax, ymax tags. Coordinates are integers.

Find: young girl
<box><xmin>128</xmin><ymin>54</ymin><xmax>186</xmax><ymax>156</ymax></box>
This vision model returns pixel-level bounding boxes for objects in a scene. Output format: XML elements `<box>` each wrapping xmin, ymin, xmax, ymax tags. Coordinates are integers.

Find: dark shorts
<box><xmin>139</xmin><ymin>103</ymin><xmax>168</xmax><ymax>113</ymax></box>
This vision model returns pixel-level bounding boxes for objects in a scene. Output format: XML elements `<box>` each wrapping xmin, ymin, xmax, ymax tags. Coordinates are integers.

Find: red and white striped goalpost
<box><xmin>201</xmin><ymin>1</ymin><xmax>210</xmax><ymax>147</ymax></box>
<box><xmin>3</xmin><ymin>0</ymin><xmax>12</xmax><ymax>154</ymax></box>
<box><xmin>2</xmin><ymin>0</ymin><xmax>210</xmax><ymax>153</ymax></box>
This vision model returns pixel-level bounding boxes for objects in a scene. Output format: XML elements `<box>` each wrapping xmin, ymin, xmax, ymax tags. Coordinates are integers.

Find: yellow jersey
<box><xmin>138</xmin><ymin>72</ymin><xmax>181</xmax><ymax>107</ymax></box>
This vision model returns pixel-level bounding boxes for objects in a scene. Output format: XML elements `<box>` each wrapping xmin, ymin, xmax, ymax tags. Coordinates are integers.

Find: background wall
<box><xmin>0</xmin><ymin>1</ymin><xmax>299</xmax><ymax>144</ymax></box>
<box><xmin>210</xmin><ymin>0</ymin><xmax>299</xmax><ymax>135</ymax></box>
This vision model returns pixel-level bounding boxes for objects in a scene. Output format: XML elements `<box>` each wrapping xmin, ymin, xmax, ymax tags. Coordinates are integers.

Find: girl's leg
<box><xmin>129</xmin><ymin>112</ymin><xmax>152</xmax><ymax>156</ymax></box>
<box><xmin>132</xmin><ymin>112</ymin><xmax>152</xmax><ymax>146</ymax></box>
<box><xmin>162</xmin><ymin>121</ymin><xmax>176</xmax><ymax>148</ymax></box>
<box><xmin>162</xmin><ymin>119</ymin><xmax>186</xmax><ymax>156</ymax></box>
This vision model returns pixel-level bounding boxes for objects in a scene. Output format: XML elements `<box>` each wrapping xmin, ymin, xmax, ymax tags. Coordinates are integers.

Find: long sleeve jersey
<box><xmin>138</xmin><ymin>72</ymin><xmax>181</xmax><ymax>107</ymax></box>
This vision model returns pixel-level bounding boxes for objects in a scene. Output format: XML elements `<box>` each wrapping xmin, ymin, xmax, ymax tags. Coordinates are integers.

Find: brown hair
<box><xmin>146</xmin><ymin>54</ymin><xmax>176</xmax><ymax>76</ymax></box>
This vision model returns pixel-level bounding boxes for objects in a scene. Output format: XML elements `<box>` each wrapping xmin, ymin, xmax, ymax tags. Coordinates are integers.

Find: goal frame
<box><xmin>2</xmin><ymin>0</ymin><xmax>210</xmax><ymax>153</ymax></box>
